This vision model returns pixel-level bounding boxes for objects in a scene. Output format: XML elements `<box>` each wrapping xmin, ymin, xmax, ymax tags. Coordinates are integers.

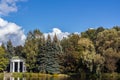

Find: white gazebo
<box><xmin>10</xmin><ymin>56</ymin><xmax>26</xmax><ymax>73</ymax></box>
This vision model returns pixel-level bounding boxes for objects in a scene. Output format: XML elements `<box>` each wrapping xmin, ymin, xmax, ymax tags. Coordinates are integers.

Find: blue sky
<box><xmin>3</xmin><ymin>0</ymin><xmax>120</xmax><ymax>33</ymax></box>
<box><xmin>0</xmin><ymin>0</ymin><xmax>120</xmax><ymax>46</ymax></box>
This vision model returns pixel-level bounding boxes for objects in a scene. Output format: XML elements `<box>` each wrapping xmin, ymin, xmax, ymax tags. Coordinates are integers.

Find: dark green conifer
<box><xmin>6</xmin><ymin>40</ymin><xmax>15</xmax><ymax>59</ymax></box>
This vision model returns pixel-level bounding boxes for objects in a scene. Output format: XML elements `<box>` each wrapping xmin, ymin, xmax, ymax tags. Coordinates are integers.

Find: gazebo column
<box><xmin>12</xmin><ymin>62</ymin><xmax>15</xmax><ymax>72</ymax></box>
<box><xmin>22</xmin><ymin>62</ymin><xmax>24</xmax><ymax>72</ymax></box>
<box><xmin>10</xmin><ymin>62</ymin><xmax>12</xmax><ymax>72</ymax></box>
<box><xmin>10</xmin><ymin>77</ymin><xmax>14</xmax><ymax>80</ymax></box>
<box><xmin>17</xmin><ymin>61</ymin><xmax>20</xmax><ymax>72</ymax></box>
<box><xmin>17</xmin><ymin>77</ymin><xmax>20</xmax><ymax>80</ymax></box>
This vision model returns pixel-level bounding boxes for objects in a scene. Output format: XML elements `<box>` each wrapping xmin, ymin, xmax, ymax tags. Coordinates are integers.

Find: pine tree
<box><xmin>6</xmin><ymin>40</ymin><xmax>15</xmax><ymax>59</ymax></box>
<box><xmin>38</xmin><ymin>34</ymin><xmax>62</xmax><ymax>74</ymax></box>
<box><xmin>37</xmin><ymin>36</ymin><xmax>46</xmax><ymax>73</ymax></box>
<box><xmin>52</xmin><ymin>34</ymin><xmax>62</xmax><ymax>73</ymax></box>
<box><xmin>45</xmin><ymin>34</ymin><xmax>53</xmax><ymax>73</ymax></box>
<box><xmin>45</xmin><ymin>34</ymin><xmax>62</xmax><ymax>74</ymax></box>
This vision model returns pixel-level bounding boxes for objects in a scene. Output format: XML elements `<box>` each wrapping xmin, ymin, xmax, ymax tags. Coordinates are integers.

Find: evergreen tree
<box><xmin>37</xmin><ymin>36</ymin><xmax>46</xmax><ymax>73</ymax></box>
<box><xmin>39</xmin><ymin>34</ymin><xmax>63</xmax><ymax>74</ymax></box>
<box><xmin>14</xmin><ymin>45</ymin><xmax>24</xmax><ymax>57</ymax></box>
<box><xmin>45</xmin><ymin>34</ymin><xmax>54</xmax><ymax>74</ymax></box>
<box><xmin>52</xmin><ymin>34</ymin><xmax>62</xmax><ymax>73</ymax></box>
<box><xmin>1</xmin><ymin>42</ymin><xmax>6</xmax><ymax>50</ymax></box>
<box><xmin>6</xmin><ymin>40</ymin><xmax>15</xmax><ymax>59</ymax></box>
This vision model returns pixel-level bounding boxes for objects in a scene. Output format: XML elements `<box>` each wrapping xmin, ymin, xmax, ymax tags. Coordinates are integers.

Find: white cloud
<box><xmin>44</xmin><ymin>28</ymin><xmax>70</xmax><ymax>40</ymax></box>
<box><xmin>0</xmin><ymin>0</ymin><xmax>25</xmax><ymax>16</ymax></box>
<box><xmin>0</xmin><ymin>18</ymin><xmax>26</xmax><ymax>46</ymax></box>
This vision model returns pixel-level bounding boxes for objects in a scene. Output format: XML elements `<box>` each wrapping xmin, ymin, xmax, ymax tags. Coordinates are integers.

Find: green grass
<box><xmin>102</xmin><ymin>73</ymin><xmax>120</xmax><ymax>80</ymax></box>
<box><xmin>0</xmin><ymin>73</ymin><xmax>4</xmax><ymax>79</ymax></box>
<box><xmin>12</xmin><ymin>72</ymin><xmax>68</xmax><ymax>78</ymax></box>
<box><xmin>11</xmin><ymin>72</ymin><xmax>120</xmax><ymax>79</ymax></box>
<box><xmin>12</xmin><ymin>72</ymin><xmax>23</xmax><ymax>78</ymax></box>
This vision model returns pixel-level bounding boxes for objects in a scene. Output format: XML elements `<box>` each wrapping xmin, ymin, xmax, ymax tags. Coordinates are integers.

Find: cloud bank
<box><xmin>44</xmin><ymin>28</ymin><xmax>70</xmax><ymax>40</ymax></box>
<box><xmin>0</xmin><ymin>0</ymin><xmax>80</xmax><ymax>46</ymax></box>
<box><xmin>0</xmin><ymin>0</ymin><xmax>26</xmax><ymax>46</ymax></box>
<box><xmin>0</xmin><ymin>0</ymin><xmax>25</xmax><ymax>16</ymax></box>
<box><xmin>0</xmin><ymin>18</ymin><xmax>26</xmax><ymax>46</ymax></box>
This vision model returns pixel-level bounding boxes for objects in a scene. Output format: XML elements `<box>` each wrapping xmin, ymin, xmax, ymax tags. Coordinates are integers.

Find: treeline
<box><xmin>0</xmin><ymin>26</ymin><xmax>120</xmax><ymax>76</ymax></box>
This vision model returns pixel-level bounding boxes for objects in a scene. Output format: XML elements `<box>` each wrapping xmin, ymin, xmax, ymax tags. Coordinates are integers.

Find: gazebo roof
<box><xmin>10</xmin><ymin>56</ymin><xmax>25</xmax><ymax>62</ymax></box>
<box><xmin>11</xmin><ymin>56</ymin><xmax>21</xmax><ymax>59</ymax></box>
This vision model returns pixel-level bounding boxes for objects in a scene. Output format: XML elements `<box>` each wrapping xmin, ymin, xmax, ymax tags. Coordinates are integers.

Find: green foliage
<box><xmin>102</xmin><ymin>73</ymin><xmax>120</xmax><ymax>80</ymax></box>
<box><xmin>6</xmin><ymin>40</ymin><xmax>15</xmax><ymax>59</ymax></box>
<box><xmin>0</xmin><ymin>73</ymin><xmax>4</xmax><ymax>78</ymax></box>
<box><xmin>81</xmin><ymin>27</ymin><xmax>105</xmax><ymax>42</ymax></box>
<box><xmin>81</xmin><ymin>28</ymin><xmax>96</xmax><ymax>41</ymax></box>
<box><xmin>60</xmin><ymin>34</ymin><xmax>80</xmax><ymax>73</ymax></box>
<box><xmin>23</xmin><ymin>29</ymin><xmax>43</xmax><ymax>72</ymax></box>
<box><xmin>37</xmin><ymin>36</ymin><xmax>46</xmax><ymax>73</ymax></box>
<box><xmin>12</xmin><ymin>72</ymin><xmax>23</xmax><ymax>78</ymax></box>
<box><xmin>14</xmin><ymin>46</ymin><xmax>24</xmax><ymax>57</ymax></box>
<box><xmin>0</xmin><ymin>47</ymin><xmax>9</xmax><ymax>72</ymax></box>
<box><xmin>1</xmin><ymin>26</ymin><xmax>120</xmax><ymax>75</ymax></box>
<box><xmin>37</xmin><ymin>34</ymin><xmax>63</xmax><ymax>74</ymax></box>
<box><xmin>22</xmin><ymin>27</ymin><xmax>120</xmax><ymax>74</ymax></box>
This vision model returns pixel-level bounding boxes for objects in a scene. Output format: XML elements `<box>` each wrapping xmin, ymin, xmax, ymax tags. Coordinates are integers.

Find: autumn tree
<box><xmin>81</xmin><ymin>27</ymin><xmax>105</xmax><ymax>45</ymax></box>
<box><xmin>60</xmin><ymin>34</ymin><xmax>80</xmax><ymax>73</ymax></box>
<box><xmin>96</xmin><ymin>29</ymin><xmax>120</xmax><ymax>73</ymax></box>
<box><xmin>78</xmin><ymin>38</ymin><xmax>104</xmax><ymax>76</ymax></box>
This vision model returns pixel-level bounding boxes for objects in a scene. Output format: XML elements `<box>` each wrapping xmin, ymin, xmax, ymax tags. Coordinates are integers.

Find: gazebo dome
<box><xmin>10</xmin><ymin>56</ymin><xmax>24</xmax><ymax>62</ymax></box>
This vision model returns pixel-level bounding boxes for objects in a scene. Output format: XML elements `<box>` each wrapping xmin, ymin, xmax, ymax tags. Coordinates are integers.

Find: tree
<box><xmin>14</xmin><ymin>46</ymin><xmax>24</xmax><ymax>58</ymax></box>
<box><xmin>81</xmin><ymin>27</ymin><xmax>105</xmax><ymax>45</ymax></box>
<box><xmin>1</xmin><ymin>42</ymin><xmax>6</xmax><ymax>50</ymax></box>
<box><xmin>37</xmin><ymin>34</ymin><xmax>63</xmax><ymax>74</ymax></box>
<box><xmin>37</xmin><ymin>36</ymin><xmax>46</xmax><ymax>73</ymax></box>
<box><xmin>52</xmin><ymin>34</ymin><xmax>62</xmax><ymax>73</ymax></box>
<box><xmin>23</xmin><ymin>29</ymin><xmax>43</xmax><ymax>72</ymax></box>
<box><xmin>78</xmin><ymin>38</ymin><xmax>104</xmax><ymax>75</ymax></box>
<box><xmin>96</xmin><ymin>29</ymin><xmax>120</xmax><ymax>73</ymax></box>
<box><xmin>104</xmin><ymin>48</ymin><xmax>119</xmax><ymax>72</ymax></box>
<box><xmin>60</xmin><ymin>34</ymin><xmax>80</xmax><ymax>73</ymax></box>
<box><xmin>45</xmin><ymin>34</ymin><xmax>62</xmax><ymax>74</ymax></box>
<box><xmin>113</xmin><ymin>26</ymin><xmax>120</xmax><ymax>31</ymax></box>
<box><xmin>6</xmin><ymin>40</ymin><xmax>15</xmax><ymax>59</ymax></box>
<box><xmin>81</xmin><ymin>28</ymin><xmax>96</xmax><ymax>41</ymax></box>
<box><xmin>0</xmin><ymin>47</ymin><xmax>8</xmax><ymax>72</ymax></box>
